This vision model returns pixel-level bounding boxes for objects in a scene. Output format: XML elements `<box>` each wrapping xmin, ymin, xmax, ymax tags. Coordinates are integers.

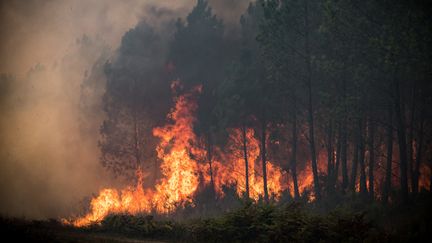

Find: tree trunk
<box><xmin>368</xmin><ymin>116</ymin><xmax>375</xmax><ymax>201</ymax></box>
<box><xmin>304</xmin><ymin>0</ymin><xmax>320</xmax><ymax>200</ymax></box>
<box><xmin>350</xmin><ymin>119</ymin><xmax>360</xmax><ymax>192</ymax></box>
<box><xmin>333</xmin><ymin>124</ymin><xmax>342</xmax><ymax>190</ymax></box>
<box><xmin>408</xmin><ymin>86</ymin><xmax>416</xmax><ymax>193</ymax></box>
<box><xmin>326</xmin><ymin>121</ymin><xmax>334</xmax><ymax>193</ymax></box>
<box><xmin>132</xmin><ymin>80</ymin><xmax>143</xmax><ymax>179</ymax></box>
<box><xmin>291</xmin><ymin>98</ymin><xmax>300</xmax><ymax>199</ymax></box>
<box><xmin>133</xmin><ymin>112</ymin><xmax>141</xmax><ymax>168</ymax></box>
<box><xmin>261</xmin><ymin>117</ymin><xmax>269</xmax><ymax>203</ymax></box>
<box><xmin>394</xmin><ymin>77</ymin><xmax>409</xmax><ymax>203</ymax></box>
<box><xmin>341</xmin><ymin>120</ymin><xmax>348</xmax><ymax>191</ymax></box>
<box><xmin>341</xmin><ymin>78</ymin><xmax>349</xmax><ymax>191</ymax></box>
<box><xmin>242</xmin><ymin>124</ymin><xmax>250</xmax><ymax>199</ymax></box>
<box><xmin>207</xmin><ymin>132</ymin><xmax>214</xmax><ymax>190</ymax></box>
<box><xmin>358</xmin><ymin>118</ymin><xmax>368</xmax><ymax>197</ymax></box>
<box><xmin>413</xmin><ymin>96</ymin><xmax>425</xmax><ymax>195</ymax></box>
<box><xmin>383</xmin><ymin>107</ymin><xmax>393</xmax><ymax>204</ymax></box>
<box><xmin>430</xmin><ymin>160</ymin><xmax>432</xmax><ymax>192</ymax></box>
<box><xmin>132</xmin><ymin>100</ymin><xmax>142</xmax><ymax>176</ymax></box>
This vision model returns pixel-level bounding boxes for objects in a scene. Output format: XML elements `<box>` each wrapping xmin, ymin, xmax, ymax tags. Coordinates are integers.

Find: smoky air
<box><xmin>0</xmin><ymin>1</ymin><xmax>431</xmax><ymax>242</ymax></box>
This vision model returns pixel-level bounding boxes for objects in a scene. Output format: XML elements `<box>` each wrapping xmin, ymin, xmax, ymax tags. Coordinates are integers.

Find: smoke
<box><xmin>0</xmin><ymin>0</ymin><xmax>251</xmax><ymax>219</ymax></box>
<box><xmin>209</xmin><ymin>0</ymin><xmax>253</xmax><ymax>27</ymax></box>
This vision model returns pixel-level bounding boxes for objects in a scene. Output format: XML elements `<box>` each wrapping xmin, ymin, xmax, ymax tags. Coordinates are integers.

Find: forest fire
<box><xmin>64</xmin><ymin>77</ymin><xmax>432</xmax><ymax>226</ymax></box>
<box><xmin>210</xmin><ymin>128</ymin><xmax>287</xmax><ymax>200</ymax></box>
<box><xmin>151</xmin><ymin>83</ymin><xmax>203</xmax><ymax>212</ymax></box>
<box><xmin>69</xmin><ymin>83</ymin><xmax>307</xmax><ymax>227</ymax></box>
<box><xmin>2</xmin><ymin>1</ymin><xmax>432</xmax><ymax>241</ymax></box>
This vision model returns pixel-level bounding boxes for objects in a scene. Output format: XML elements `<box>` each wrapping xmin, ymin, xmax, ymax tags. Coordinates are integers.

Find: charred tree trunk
<box><xmin>132</xmin><ymin>80</ymin><xmax>142</xmax><ymax>170</ymax></box>
<box><xmin>358</xmin><ymin>118</ymin><xmax>368</xmax><ymax>197</ymax></box>
<box><xmin>408</xmin><ymin>85</ymin><xmax>416</xmax><ymax>194</ymax></box>
<box><xmin>207</xmin><ymin>132</ymin><xmax>214</xmax><ymax>190</ymax></box>
<box><xmin>341</xmin><ymin>79</ymin><xmax>349</xmax><ymax>191</ymax></box>
<box><xmin>333</xmin><ymin>124</ymin><xmax>342</xmax><ymax>190</ymax></box>
<box><xmin>304</xmin><ymin>0</ymin><xmax>320</xmax><ymax>200</ymax></box>
<box><xmin>430</xmin><ymin>160</ymin><xmax>432</xmax><ymax>192</ymax></box>
<box><xmin>413</xmin><ymin>96</ymin><xmax>425</xmax><ymax>195</ymax></box>
<box><xmin>341</xmin><ymin>120</ymin><xmax>348</xmax><ymax>191</ymax></box>
<box><xmin>383</xmin><ymin>107</ymin><xmax>393</xmax><ymax>204</ymax></box>
<box><xmin>133</xmin><ymin>111</ymin><xmax>141</xmax><ymax>168</ymax></box>
<box><xmin>261</xmin><ymin>116</ymin><xmax>269</xmax><ymax>203</ymax></box>
<box><xmin>291</xmin><ymin>98</ymin><xmax>300</xmax><ymax>199</ymax></box>
<box><xmin>368</xmin><ymin>117</ymin><xmax>375</xmax><ymax>200</ymax></box>
<box><xmin>326</xmin><ymin>121</ymin><xmax>334</xmax><ymax>192</ymax></box>
<box><xmin>350</xmin><ymin>119</ymin><xmax>360</xmax><ymax>193</ymax></box>
<box><xmin>394</xmin><ymin>77</ymin><xmax>409</xmax><ymax>203</ymax></box>
<box><xmin>242</xmin><ymin>124</ymin><xmax>250</xmax><ymax>199</ymax></box>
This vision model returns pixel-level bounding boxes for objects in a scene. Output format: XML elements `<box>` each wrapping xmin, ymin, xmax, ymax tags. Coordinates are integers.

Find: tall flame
<box><xmin>69</xmin><ymin>82</ymin><xmax>307</xmax><ymax>227</ymax></box>
<box><xmin>71</xmin><ymin>83</ymin><xmax>203</xmax><ymax>226</ymax></box>
<box><xmin>151</xmin><ymin>84</ymin><xmax>203</xmax><ymax>212</ymax></box>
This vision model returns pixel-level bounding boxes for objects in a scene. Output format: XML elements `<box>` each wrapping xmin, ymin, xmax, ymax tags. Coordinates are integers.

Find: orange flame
<box><xmin>211</xmin><ymin>128</ymin><xmax>285</xmax><ymax>200</ymax></box>
<box><xmin>71</xmin><ymin>169</ymin><xmax>152</xmax><ymax>227</ymax></box>
<box><xmin>71</xmin><ymin>84</ymin><xmax>203</xmax><ymax>226</ymax></box>
<box><xmin>419</xmin><ymin>163</ymin><xmax>431</xmax><ymax>190</ymax></box>
<box><xmin>69</xmin><ymin>83</ymin><xmax>293</xmax><ymax>227</ymax></box>
<box><xmin>151</xmin><ymin>84</ymin><xmax>203</xmax><ymax>212</ymax></box>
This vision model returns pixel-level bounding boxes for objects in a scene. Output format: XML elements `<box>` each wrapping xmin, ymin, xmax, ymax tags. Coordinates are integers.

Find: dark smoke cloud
<box><xmin>0</xmin><ymin>0</ymin><xmax>251</xmax><ymax>219</ymax></box>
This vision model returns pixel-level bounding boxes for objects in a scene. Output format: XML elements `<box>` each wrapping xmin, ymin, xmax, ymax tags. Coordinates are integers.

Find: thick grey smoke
<box><xmin>0</xmin><ymin>0</ymin><xmax>251</xmax><ymax>219</ymax></box>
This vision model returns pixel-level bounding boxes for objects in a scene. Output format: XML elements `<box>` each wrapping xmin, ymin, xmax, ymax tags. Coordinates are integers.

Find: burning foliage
<box><xmin>1</xmin><ymin>2</ymin><xmax>432</xmax><ymax>242</ymax></box>
<box><xmin>69</xmin><ymin>82</ymin><xmax>309</xmax><ymax>226</ymax></box>
<box><xmin>69</xmin><ymin>75</ymin><xmax>432</xmax><ymax>226</ymax></box>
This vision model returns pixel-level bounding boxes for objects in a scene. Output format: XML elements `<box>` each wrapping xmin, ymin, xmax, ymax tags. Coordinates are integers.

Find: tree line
<box><xmin>91</xmin><ymin>0</ymin><xmax>432</xmax><ymax>204</ymax></box>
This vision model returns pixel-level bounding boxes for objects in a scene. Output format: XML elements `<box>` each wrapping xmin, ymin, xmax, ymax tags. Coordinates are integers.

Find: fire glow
<box><xmin>69</xmin><ymin>83</ymin><xmax>315</xmax><ymax>227</ymax></box>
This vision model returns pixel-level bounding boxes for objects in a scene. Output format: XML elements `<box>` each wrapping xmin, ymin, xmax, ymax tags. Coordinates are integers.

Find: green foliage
<box><xmin>99</xmin><ymin>214</ymin><xmax>185</xmax><ymax>239</ymax></box>
<box><xmin>3</xmin><ymin>195</ymin><xmax>432</xmax><ymax>242</ymax></box>
<box><xmin>179</xmin><ymin>202</ymin><xmax>379</xmax><ymax>243</ymax></box>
